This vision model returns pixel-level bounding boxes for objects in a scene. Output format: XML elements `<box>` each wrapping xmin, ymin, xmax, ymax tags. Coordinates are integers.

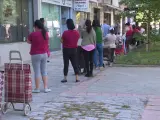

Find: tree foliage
<box><xmin>0</xmin><ymin>0</ymin><xmax>18</xmax><ymax>24</ymax></box>
<box><xmin>120</xmin><ymin>0</ymin><xmax>160</xmax><ymax>51</ymax></box>
<box><xmin>120</xmin><ymin>0</ymin><xmax>160</xmax><ymax>22</ymax></box>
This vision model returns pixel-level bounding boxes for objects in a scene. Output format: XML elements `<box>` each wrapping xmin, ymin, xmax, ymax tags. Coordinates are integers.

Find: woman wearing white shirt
<box><xmin>104</xmin><ymin>27</ymin><xmax>117</xmax><ymax>66</ymax></box>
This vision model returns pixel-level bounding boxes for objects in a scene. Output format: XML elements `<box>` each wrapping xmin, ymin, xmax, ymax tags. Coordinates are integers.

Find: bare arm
<box><xmin>27</xmin><ymin>39</ymin><xmax>31</xmax><ymax>44</ymax></box>
<box><xmin>61</xmin><ymin>38</ymin><xmax>63</xmax><ymax>43</ymax></box>
<box><xmin>93</xmin><ymin>30</ymin><xmax>96</xmax><ymax>45</ymax></box>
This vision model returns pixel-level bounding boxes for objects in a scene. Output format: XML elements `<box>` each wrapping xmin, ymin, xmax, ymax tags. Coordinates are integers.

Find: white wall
<box><xmin>33</xmin><ymin>0</ymin><xmax>42</xmax><ymax>20</ymax></box>
<box><xmin>103</xmin><ymin>0</ymin><xmax>112</xmax><ymax>4</ymax></box>
<box><xmin>112</xmin><ymin>0</ymin><xmax>119</xmax><ymax>7</ymax></box>
<box><xmin>0</xmin><ymin>42</ymin><xmax>30</xmax><ymax>66</ymax></box>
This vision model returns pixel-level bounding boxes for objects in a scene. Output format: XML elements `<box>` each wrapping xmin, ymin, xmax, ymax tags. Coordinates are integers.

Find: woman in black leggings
<box><xmin>61</xmin><ymin>19</ymin><xmax>80</xmax><ymax>83</ymax></box>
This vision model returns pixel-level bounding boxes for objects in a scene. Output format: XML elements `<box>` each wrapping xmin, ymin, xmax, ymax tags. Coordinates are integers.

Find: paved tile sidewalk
<box><xmin>1</xmin><ymin>54</ymin><xmax>160</xmax><ymax>120</ymax></box>
<box><xmin>29</xmin><ymin>95</ymin><xmax>147</xmax><ymax>120</ymax></box>
<box><xmin>141</xmin><ymin>98</ymin><xmax>160</xmax><ymax>120</ymax></box>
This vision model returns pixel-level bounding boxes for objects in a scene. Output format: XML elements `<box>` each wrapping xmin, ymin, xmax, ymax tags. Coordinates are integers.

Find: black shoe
<box><xmin>82</xmin><ymin>71</ymin><xmax>86</xmax><ymax>74</ymax></box>
<box><xmin>61</xmin><ymin>79</ymin><xmax>67</xmax><ymax>83</ymax></box>
<box><xmin>103</xmin><ymin>63</ymin><xmax>105</xmax><ymax>68</ymax></box>
<box><xmin>90</xmin><ymin>73</ymin><xmax>94</xmax><ymax>77</ymax></box>
<box><xmin>76</xmin><ymin>80</ymin><xmax>80</xmax><ymax>82</ymax></box>
<box><xmin>85</xmin><ymin>74</ymin><xmax>90</xmax><ymax>77</ymax></box>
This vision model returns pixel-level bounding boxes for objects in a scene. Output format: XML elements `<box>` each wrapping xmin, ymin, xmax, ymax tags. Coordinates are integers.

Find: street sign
<box><xmin>42</xmin><ymin>0</ymin><xmax>62</xmax><ymax>5</ymax></box>
<box><xmin>62</xmin><ymin>0</ymin><xmax>72</xmax><ymax>7</ymax></box>
<box><xmin>42</xmin><ymin>0</ymin><xmax>72</xmax><ymax>7</ymax></box>
<box><xmin>74</xmin><ymin>0</ymin><xmax>89</xmax><ymax>12</ymax></box>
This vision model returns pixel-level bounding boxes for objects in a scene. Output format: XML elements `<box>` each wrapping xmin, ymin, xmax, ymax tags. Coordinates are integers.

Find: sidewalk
<box><xmin>1</xmin><ymin>52</ymin><xmax>101</xmax><ymax>120</ymax></box>
<box><xmin>26</xmin><ymin>67</ymin><xmax>160</xmax><ymax>120</ymax></box>
<box><xmin>1</xmin><ymin>54</ymin><xmax>160</xmax><ymax>120</ymax></box>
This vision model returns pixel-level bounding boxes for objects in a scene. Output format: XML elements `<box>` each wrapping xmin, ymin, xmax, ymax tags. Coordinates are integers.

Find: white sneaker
<box><xmin>44</xmin><ymin>88</ymin><xmax>51</xmax><ymax>93</ymax></box>
<box><xmin>95</xmin><ymin>67</ymin><xmax>99</xmax><ymax>70</ymax></box>
<box><xmin>32</xmin><ymin>89</ymin><xmax>40</xmax><ymax>93</ymax></box>
<box><xmin>100</xmin><ymin>67</ymin><xmax>104</xmax><ymax>71</ymax></box>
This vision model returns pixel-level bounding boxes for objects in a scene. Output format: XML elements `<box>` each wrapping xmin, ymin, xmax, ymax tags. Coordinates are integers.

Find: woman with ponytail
<box><xmin>81</xmin><ymin>20</ymin><xmax>96</xmax><ymax>77</ymax></box>
<box><xmin>27</xmin><ymin>20</ymin><xmax>51</xmax><ymax>93</ymax></box>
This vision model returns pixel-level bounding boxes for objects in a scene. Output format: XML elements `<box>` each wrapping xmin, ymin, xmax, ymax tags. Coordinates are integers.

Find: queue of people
<box><xmin>124</xmin><ymin>22</ymin><xmax>145</xmax><ymax>54</ymax></box>
<box><xmin>28</xmin><ymin>18</ymin><xmax>142</xmax><ymax>93</ymax></box>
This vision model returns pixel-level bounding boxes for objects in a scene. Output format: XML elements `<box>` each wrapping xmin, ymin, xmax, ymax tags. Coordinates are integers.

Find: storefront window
<box><xmin>42</xmin><ymin>3</ymin><xmax>61</xmax><ymax>51</ymax></box>
<box><xmin>0</xmin><ymin>0</ymin><xmax>33</xmax><ymax>43</ymax></box>
<box><xmin>76</xmin><ymin>12</ymin><xmax>89</xmax><ymax>29</ymax></box>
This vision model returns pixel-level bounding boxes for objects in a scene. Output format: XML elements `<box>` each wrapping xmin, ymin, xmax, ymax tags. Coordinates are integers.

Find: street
<box><xmin>1</xmin><ymin>54</ymin><xmax>160</xmax><ymax>120</ymax></box>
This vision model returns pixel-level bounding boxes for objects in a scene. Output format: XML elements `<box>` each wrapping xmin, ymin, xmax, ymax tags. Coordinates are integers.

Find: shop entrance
<box><xmin>75</xmin><ymin>12</ymin><xmax>89</xmax><ymax>29</ymax></box>
<box><xmin>104</xmin><ymin>13</ymin><xmax>111</xmax><ymax>25</ymax></box>
<box><xmin>61</xmin><ymin>6</ymin><xmax>70</xmax><ymax>33</ymax></box>
<box><xmin>94</xmin><ymin>8</ymin><xmax>100</xmax><ymax>21</ymax></box>
<box><xmin>42</xmin><ymin>3</ymin><xmax>61</xmax><ymax>51</ymax></box>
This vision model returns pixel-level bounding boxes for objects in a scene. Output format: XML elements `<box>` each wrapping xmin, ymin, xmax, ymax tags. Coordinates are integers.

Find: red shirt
<box><xmin>136</xmin><ymin>26</ymin><xmax>141</xmax><ymax>31</ymax></box>
<box><xmin>28</xmin><ymin>31</ymin><xmax>49</xmax><ymax>55</ymax></box>
<box><xmin>62</xmin><ymin>30</ymin><xmax>80</xmax><ymax>48</ymax></box>
<box><xmin>133</xmin><ymin>29</ymin><xmax>140</xmax><ymax>33</ymax></box>
<box><xmin>126</xmin><ymin>26</ymin><xmax>133</xmax><ymax>36</ymax></box>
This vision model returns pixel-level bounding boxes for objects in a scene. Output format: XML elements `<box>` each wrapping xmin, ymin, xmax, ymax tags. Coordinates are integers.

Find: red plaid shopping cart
<box><xmin>1</xmin><ymin>51</ymin><xmax>32</xmax><ymax>116</ymax></box>
<box><xmin>0</xmin><ymin>71</ymin><xmax>4</xmax><ymax>104</ymax></box>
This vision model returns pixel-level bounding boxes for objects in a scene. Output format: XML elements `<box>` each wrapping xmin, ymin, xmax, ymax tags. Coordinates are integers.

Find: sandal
<box><xmin>61</xmin><ymin>79</ymin><xmax>67</xmax><ymax>83</ymax></box>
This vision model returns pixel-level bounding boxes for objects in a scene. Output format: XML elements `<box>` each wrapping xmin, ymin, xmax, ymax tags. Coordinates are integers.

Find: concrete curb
<box><xmin>113</xmin><ymin>64</ymin><xmax>160</xmax><ymax>67</ymax></box>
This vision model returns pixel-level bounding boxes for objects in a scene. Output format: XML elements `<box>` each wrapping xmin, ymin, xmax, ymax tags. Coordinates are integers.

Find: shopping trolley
<box><xmin>1</xmin><ymin>51</ymin><xmax>32</xmax><ymax>116</ymax></box>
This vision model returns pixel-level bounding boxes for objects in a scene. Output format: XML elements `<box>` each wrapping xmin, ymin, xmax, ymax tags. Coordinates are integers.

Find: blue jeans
<box><xmin>94</xmin><ymin>43</ymin><xmax>103</xmax><ymax>67</ymax></box>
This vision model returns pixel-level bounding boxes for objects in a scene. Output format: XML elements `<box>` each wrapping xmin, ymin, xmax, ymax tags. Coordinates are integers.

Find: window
<box><xmin>76</xmin><ymin>12</ymin><xmax>88</xmax><ymax>29</ymax></box>
<box><xmin>42</xmin><ymin>3</ymin><xmax>61</xmax><ymax>51</ymax></box>
<box><xmin>0</xmin><ymin>0</ymin><xmax>33</xmax><ymax>43</ymax></box>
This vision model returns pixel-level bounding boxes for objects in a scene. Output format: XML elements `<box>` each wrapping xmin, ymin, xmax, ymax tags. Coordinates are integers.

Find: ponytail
<box><xmin>85</xmin><ymin>20</ymin><xmax>92</xmax><ymax>33</ymax></box>
<box><xmin>41</xmin><ymin>27</ymin><xmax>47</xmax><ymax>40</ymax></box>
<box><xmin>34</xmin><ymin>20</ymin><xmax>47</xmax><ymax>40</ymax></box>
<box><xmin>87</xmin><ymin>25</ymin><xmax>92</xmax><ymax>33</ymax></box>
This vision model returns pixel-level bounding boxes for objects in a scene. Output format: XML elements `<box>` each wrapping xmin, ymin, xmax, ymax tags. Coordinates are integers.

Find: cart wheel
<box><xmin>1</xmin><ymin>103</ymin><xmax>9</xmax><ymax>114</ymax></box>
<box><xmin>7</xmin><ymin>102</ymin><xmax>12</xmax><ymax>109</ymax></box>
<box><xmin>24</xmin><ymin>104</ymin><xmax>31</xmax><ymax>116</ymax></box>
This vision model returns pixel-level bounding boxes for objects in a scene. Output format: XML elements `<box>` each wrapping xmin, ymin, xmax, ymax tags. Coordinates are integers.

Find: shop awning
<box><xmin>89</xmin><ymin>0</ymin><xmax>98</xmax><ymax>3</ymax></box>
<box><xmin>103</xmin><ymin>3</ymin><xmax>123</xmax><ymax>11</ymax></box>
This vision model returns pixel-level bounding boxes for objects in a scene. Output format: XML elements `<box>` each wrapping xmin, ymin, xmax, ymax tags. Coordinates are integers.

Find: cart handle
<box><xmin>9</xmin><ymin>51</ymin><xmax>22</xmax><ymax>61</ymax></box>
<box><xmin>9</xmin><ymin>51</ymin><xmax>23</xmax><ymax>70</ymax></box>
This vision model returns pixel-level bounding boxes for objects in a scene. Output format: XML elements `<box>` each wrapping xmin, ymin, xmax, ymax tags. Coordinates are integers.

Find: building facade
<box><xmin>0</xmin><ymin>0</ymin><xmax>123</xmax><ymax>66</ymax></box>
<box><xmin>101</xmin><ymin>0</ymin><xmax>123</xmax><ymax>34</ymax></box>
<box><xmin>0</xmin><ymin>0</ymin><xmax>34</xmax><ymax>66</ymax></box>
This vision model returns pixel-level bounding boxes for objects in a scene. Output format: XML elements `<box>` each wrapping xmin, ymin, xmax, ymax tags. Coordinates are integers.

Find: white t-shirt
<box><xmin>77</xmin><ymin>38</ymin><xmax>82</xmax><ymax>46</ymax></box>
<box><xmin>140</xmin><ymin>28</ymin><xmax>145</xmax><ymax>34</ymax></box>
<box><xmin>104</xmin><ymin>33</ymin><xmax>117</xmax><ymax>48</ymax></box>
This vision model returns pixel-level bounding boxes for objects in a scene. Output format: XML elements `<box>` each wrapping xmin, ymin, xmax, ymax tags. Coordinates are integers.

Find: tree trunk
<box><xmin>159</xmin><ymin>22</ymin><xmax>160</xmax><ymax>34</ymax></box>
<box><xmin>146</xmin><ymin>22</ymin><xmax>150</xmax><ymax>52</ymax></box>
